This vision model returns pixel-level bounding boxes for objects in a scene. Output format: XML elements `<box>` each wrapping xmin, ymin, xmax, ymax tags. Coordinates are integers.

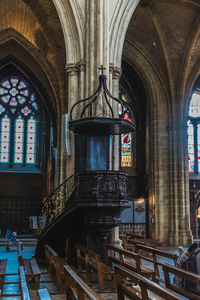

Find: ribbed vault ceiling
<box><xmin>124</xmin><ymin>0</ymin><xmax>200</xmax><ymax>98</ymax></box>
<box><xmin>0</xmin><ymin>0</ymin><xmax>65</xmax><ymax>68</ymax></box>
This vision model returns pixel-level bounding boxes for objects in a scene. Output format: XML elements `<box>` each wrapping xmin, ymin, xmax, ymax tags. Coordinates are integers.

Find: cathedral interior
<box><xmin>0</xmin><ymin>0</ymin><xmax>200</xmax><ymax>298</ymax></box>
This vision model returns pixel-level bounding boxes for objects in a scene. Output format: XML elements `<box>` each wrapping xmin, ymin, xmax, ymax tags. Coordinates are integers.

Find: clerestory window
<box><xmin>188</xmin><ymin>90</ymin><xmax>200</xmax><ymax>173</ymax></box>
<box><xmin>0</xmin><ymin>76</ymin><xmax>39</xmax><ymax>170</ymax></box>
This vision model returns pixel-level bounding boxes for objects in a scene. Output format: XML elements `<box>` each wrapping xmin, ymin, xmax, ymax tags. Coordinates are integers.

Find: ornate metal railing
<box><xmin>37</xmin><ymin>174</ymin><xmax>77</xmax><ymax>235</ymax></box>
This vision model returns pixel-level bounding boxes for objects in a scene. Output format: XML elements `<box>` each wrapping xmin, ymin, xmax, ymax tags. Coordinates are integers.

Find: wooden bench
<box><xmin>76</xmin><ymin>244</ymin><xmax>116</xmax><ymax>291</ymax></box>
<box><xmin>0</xmin><ymin>259</ymin><xmax>7</xmax><ymax>295</ymax></box>
<box><xmin>38</xmin><ymin>288</ymin><xmax>52</xmax><ymax>299</ymax></box>
<box><xmin>107</xmin><ymin>244</ymin><xmax>156</xmax><ymax>281</ymax></box>
<box><xmin>64</xmin><ymin>264</ymin><xmax>101</xmax><ymax>300</ymax></box>
<box><xmin>134</xmin><ymin>243</ymin><xmax>177</xmax><ymax>282</ymax></box>
<box><xmin>44</xmin><ymin>244</ymin><xmax>58</xmax><ymax>272</ymax></box>
<box><xmin>19</xmin><ymin>266</ymin><xmax>30</xmax><ymax>300</ymax></box>
<box><xmin>44</xmin><ymin>244</ymin><xmax>59</xmax><ymax>280</ymax></box>
<box><xmin>163</xmin><ymin>263</ymin><xmax>200</xmax><ymax>300</ymax></box>
<box><xmin>44</xmin><ymin>244</ymin><xmax>67</xmax><ymax>292</ymax></box>
<box><xmin>18</xmin><ymin>256</ymin><xmax>41</xmax><ymax>289</ymax></box>
<box><xmin>115</xmin><ymin>264</ymin><xmax>182</xmax><ymax>300</ymax></box>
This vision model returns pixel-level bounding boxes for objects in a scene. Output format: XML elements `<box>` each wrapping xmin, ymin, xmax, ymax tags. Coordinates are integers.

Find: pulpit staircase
<box><xmin>35</xmin><ymin>171</ymin><xmax>129</xmax><ymax>265</ymax></box>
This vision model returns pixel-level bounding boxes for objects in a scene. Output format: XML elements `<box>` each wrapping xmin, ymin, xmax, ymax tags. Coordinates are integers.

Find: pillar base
<box><xmin>168</xmin><ymin>230</ymin><xmax>193</xmax><ymax>247</ymax></box>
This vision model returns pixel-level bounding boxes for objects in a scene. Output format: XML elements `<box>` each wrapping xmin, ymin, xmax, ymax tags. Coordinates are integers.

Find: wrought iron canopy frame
<box><xmin>69</xmin><ymin>74</ymin><xmax>135</xmax><ymax>135</ymax></box>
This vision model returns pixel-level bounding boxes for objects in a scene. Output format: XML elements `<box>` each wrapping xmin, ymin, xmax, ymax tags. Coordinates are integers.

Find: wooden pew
<box><xmin>76</xmin><ymin>244</ymin><xmax>116</xmax><ymax>291</ymax></box>
<box><xmin>44</xmin><ymin>244</ymin><xmax>59</xmax><ymax>280</ymax></box>
<box><xmin>163</xmin><ymin>263</ymin><xmax>200</xmax><ymax>300</ymax></box>
<box><xmin>115</xmin><ymin>264</ymin><xmax>182</xmax><ymax>300</ymax></box>
<box><xmin>44</xmin><ymin>244</ymin><xmax>66</xmax><ymax>292</ymax></box>
<box><xmin>134</xmin><ymin>243</ymin><xmax>177</xmax><ymax>282</ymax></box>
<box><xmin>0</xmin><ymin>259</ymin><xmax>7</xmax><ymax>296</ymax></box>
<box><xmin>64</xmin><ymin>264</ymin><xmax>101</xmax><ymax>300</ymax></box>
<box><xmin>19</xmin><ymin>266</ymin><xmax>31</xmax><ymax>300</ymax></box>
<box><xmin>38</xmin><ymin>288</ymin><xmax>52</xmax><ymax>300</ymax></box>
<box><xmin>126</xmin><ymin>232</ymin><xmax>145</xmax><ymax>240</ymax></box>
<box><xmin>107</xmin><ymin>244</ymin><xmax>156</xmax><ymax>281</ymax></box>
<box><xmin>18</xmin><ymin>255</ymin><xmax>41</xmax><ymax>289</ymax></box>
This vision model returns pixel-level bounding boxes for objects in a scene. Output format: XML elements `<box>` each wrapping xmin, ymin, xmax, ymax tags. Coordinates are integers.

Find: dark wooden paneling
<box><xmin>0</xmin><ymin>172</ymin><xmax>43</xmax><ymax>234</ymax></box>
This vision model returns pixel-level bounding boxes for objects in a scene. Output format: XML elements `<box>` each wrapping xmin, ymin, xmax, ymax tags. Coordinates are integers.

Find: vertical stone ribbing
<box><xmin>65</xmin><ymin>64</ymin><xmax>79</xmax><ymax>179</ymax></box>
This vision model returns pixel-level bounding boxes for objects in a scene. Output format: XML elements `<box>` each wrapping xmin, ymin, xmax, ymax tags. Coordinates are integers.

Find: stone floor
<box><xmin>0</xmin><ymin>243</ymin><xmax>187</xmax><ymax>299</ymax></box>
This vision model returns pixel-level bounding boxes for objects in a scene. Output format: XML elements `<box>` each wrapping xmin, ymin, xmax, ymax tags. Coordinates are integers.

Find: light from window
<box><xmin>0</xmin><ymin>115</ymin><xmax>10</xmax><ymax>163</ymax></box>
<box><xmin>198</xmin><ymin>123</ymin><xmax>200</xmax><ymax>172</ymax></box>
<box><xmin>14</xmin><ymin>117</ymin><xmax>24</xmax><ymax>163</ymax></box>
<box><xmin>189</xmin><ymin>92</ymin><xmax>200</xmax><ymax>118</ymax></box>
<box><xmin>26</xmin><ymin>118</ymin><xmax>36</xmax><ymax>164</ymax></box>
<box><xmin>0</xmin><ymin>76</ymin><xmax>38</xmax><ymax>168</ymax></box>
<box><xmin>121</xmin><ymin>110</ymin><xmax>133</xmax><ymax>167</ymax></box>
<box><xmin>188</xmin><ymin>120</ymin><xmax>195</xmax><ymax>172</ymax></box>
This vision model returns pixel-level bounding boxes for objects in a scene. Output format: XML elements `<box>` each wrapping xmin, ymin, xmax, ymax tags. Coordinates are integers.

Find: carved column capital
<box><xmin>65</xmin><ymin>63</ymin><xmax>79</xmax><ymax>76</ymax></box>
<box><xmin>112</xmin><ymin>66</ymin><xmax>122</xmax><ymax>80</ymax></box>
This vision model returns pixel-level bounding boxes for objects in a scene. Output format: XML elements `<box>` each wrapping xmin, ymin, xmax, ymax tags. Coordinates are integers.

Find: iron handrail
<box><xmin>37</xmin><ymin>174</ymin><xmax>77</xmax><ymax>234</ymax></box>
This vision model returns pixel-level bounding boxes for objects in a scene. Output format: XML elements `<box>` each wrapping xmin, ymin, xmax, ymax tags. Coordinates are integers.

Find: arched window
<box><xmin>119</xmin><ymin>86</ymin><xmax>136</xmax><ymax>168</ymax></box>
<box><xmin>0</xmin><ymin>76</ymin><xmax>39</xmax><ymax>170</ymax></box>
<box><xmin>188</xmin><ymin>90</ymin><xmax>200</xmax><ymax>173</ymax></box>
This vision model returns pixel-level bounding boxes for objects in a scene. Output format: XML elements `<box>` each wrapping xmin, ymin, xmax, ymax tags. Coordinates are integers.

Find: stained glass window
<box><xmin>26</xmin><ymin>118</ymin><xmax>36</xmax><ymax>164</ymax></box>
<box><xmin>0</xmin><ymin>115</ymin><xmax>10</xmax><ymax>163</ymax></box>
<box><xmin>14</xmin><ymin>117</ymin><xmax>24</xmax><ymax>163</ymax></box>
<box><xmin>188</xmin><ymin>120</ymin><xmax>195</xmax><ymax>172</ymax></box>
<box><xmin>189</xmin><ymin>92</ymin><xmax>200</xmax><ymax>118</ymax></box>
<box><xmin>0</xmin><ymin>76</ymin><xmax>39</xmax><ymax>169</ymax></box>
<box><xmin>119</xmin><ymin>89</ymin><xmax>135</xmax><ymax>168</ymax></box>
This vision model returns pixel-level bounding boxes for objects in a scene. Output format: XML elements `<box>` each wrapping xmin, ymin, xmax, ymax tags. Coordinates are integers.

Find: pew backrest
<box><xmin>115</xmin><ymin>264</ymin><xmax>182</xmax><ymax>300</ymax></box>
<box><xmin>162</xmin><ymin>263</ymin><xmax>200</xmax><ymax>300</ymax></box>
<box><xmin>134</xmin><ymin>243</ymin><xmax>177</xmax><ymax>280</ymax></box>
<box><xmin>107</xmin><ymin>244</ymin><xmax>141</xmax><ymax>272</ymax></box>
<box><xmin>19</xmin><ymin>266</ymin><xmax>30</xmax><ymax>300</ymax></box>
<box><xmin>64</xmin><ymin>265</ymin><xmax>101</xmax><ymax>300</ymax></box>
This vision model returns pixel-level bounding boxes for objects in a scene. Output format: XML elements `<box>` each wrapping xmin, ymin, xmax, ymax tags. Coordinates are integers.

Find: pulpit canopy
<box><xmin>69</xmin><ymin>69</ymin><xmax>135</xmax><ymax>136</ymax></box>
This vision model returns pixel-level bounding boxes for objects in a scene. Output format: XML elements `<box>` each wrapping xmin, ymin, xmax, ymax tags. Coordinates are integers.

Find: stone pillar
<box><xmin>168</xmin><ymin>116</ymin><xmax>192</xmax><ymax>246</ymax></box>
<box><xmin>112</xmin><ymin>66</ymin><xmax>122</xmax><ymax>171</ymax></box>
<box><xmin>85</xmin><ymin>0</ymin><xmax>109</xmax><ymax>98</ymax></box>
<box><xmin>65</xmin><ymin>63</ymin><xmax>79</xmax><ymax>178</ymax></box>
<box><xmin>110</xmin><ymin>65</ymin><xmax>122</xmax><ymax>244</ymax></box>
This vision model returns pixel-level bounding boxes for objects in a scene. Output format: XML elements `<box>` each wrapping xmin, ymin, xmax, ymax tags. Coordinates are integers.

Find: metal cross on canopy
<box><xmin>98</xmin><ymin>65</ymin><xmax>106</xmax><ymax>74</ymax></box>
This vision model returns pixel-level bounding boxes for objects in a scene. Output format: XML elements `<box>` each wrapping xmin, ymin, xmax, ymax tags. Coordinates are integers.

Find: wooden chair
<box><xmin>163</xmin><ymin>263</ymin><xmax>200</xmax><ymax>300</ymax></box>
<box><xmin>64</xmin><ymin>264</ymin><xmax>101</xmax><ymax>300</ymax></box>
<box><xmin>107</xmin><ymin>244</ymin><xmax>156</xmax><ymax>280</ymax></box>
<box><xmin>76</xmin><ymin>244</ymin><xmax>116</xmax><ymax>291</ymax></box>
<box><xmin>115</xmin><ymin>264</ymin><xmax>182</xmax><ymax>300</ymax></box>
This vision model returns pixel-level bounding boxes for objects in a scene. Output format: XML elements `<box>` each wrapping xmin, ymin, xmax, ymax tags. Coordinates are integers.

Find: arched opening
<box><xmin>188</xmin><ymin>80</ymin><xmax>200</xmax><ymax>240</ymax></box>
<box><xmin>119</xmin><ymin>60</ymin><xmax>148</xmax><ymax>236</ymax></box>
<box><xmin>0</xmin><ymin>59</ymin><xmax>56</xmax><ymax>234</ymax></box>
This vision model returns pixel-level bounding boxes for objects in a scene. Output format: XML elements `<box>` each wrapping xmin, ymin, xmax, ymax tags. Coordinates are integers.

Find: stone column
<box><xmin>65</xmin><ymin>63</ymin><xmax>79</xmax><ymax>178</ymax></box>
<box><xmin>168</xmin><ymin>115</ymin><xmax>192</xmax><ymax>246</ymax></box>
<box><xmin>85</xmin><ymin>0</ymin><xmax>109</xmax><ymax>98</ymax></box>
<box><xmin>112</xmin><ymin>66</ymin><xmax>122</xmax><ymax>171</ymax></box>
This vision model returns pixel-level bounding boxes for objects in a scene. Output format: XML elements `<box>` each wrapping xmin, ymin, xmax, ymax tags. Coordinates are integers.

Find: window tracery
<box><xmin>0</xmin><ymin>76</ymin><xmax>38</xmax><ymax>169</ymax></box>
